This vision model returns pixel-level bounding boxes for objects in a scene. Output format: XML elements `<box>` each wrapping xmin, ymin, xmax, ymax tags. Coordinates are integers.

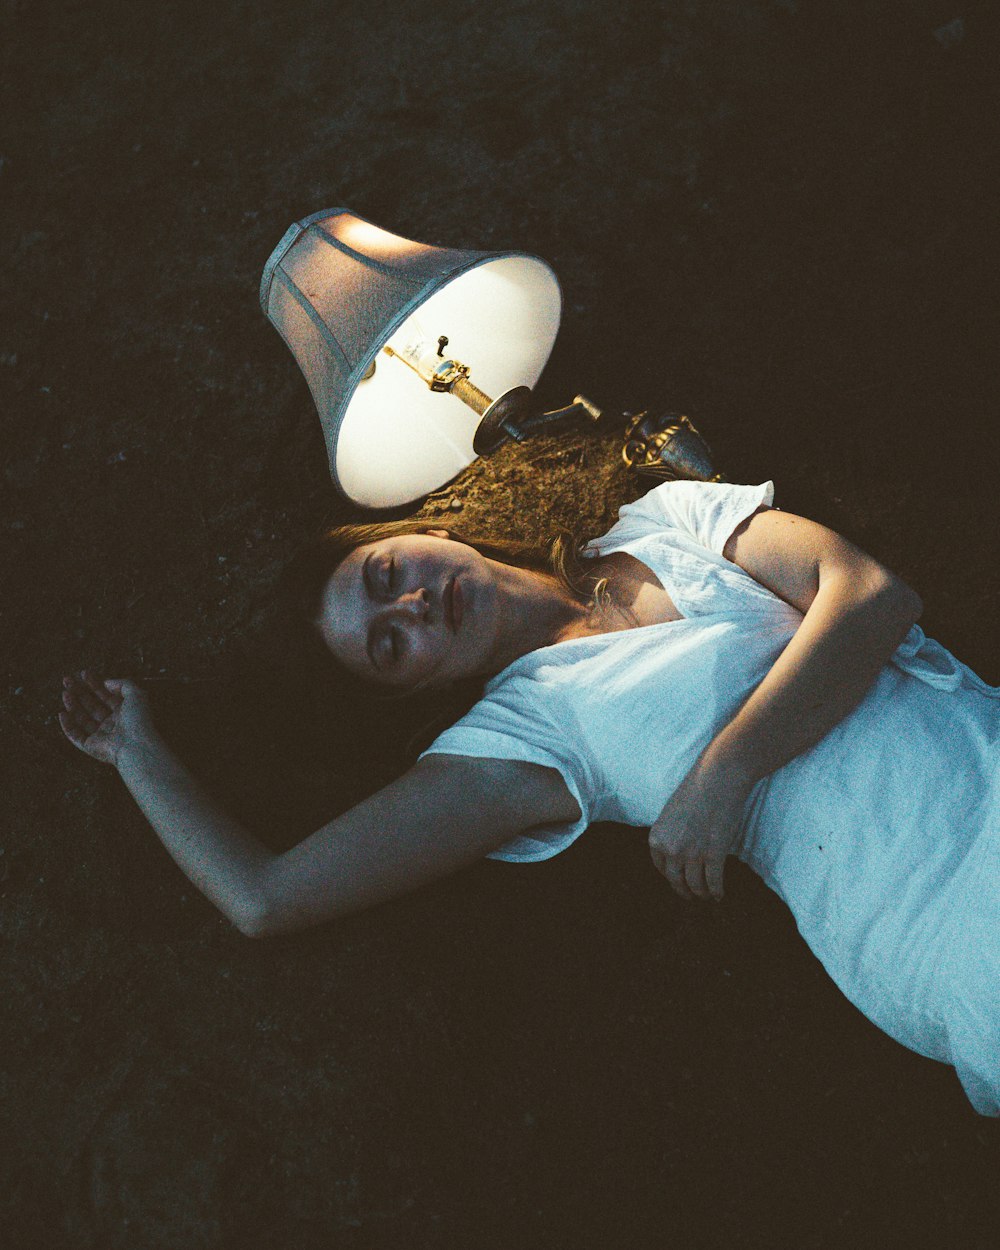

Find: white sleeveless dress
<box><xmin>421</xmin><ymin>480</ymin><xmax>1000</xmax><ymax>1115</ymax></box>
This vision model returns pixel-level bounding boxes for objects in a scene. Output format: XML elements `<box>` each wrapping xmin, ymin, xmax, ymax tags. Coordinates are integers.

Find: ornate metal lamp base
<box><xmin>622</xmin><ymin>411</ymin><xmax>723</xmax><ymax>483</ymax></box>
<box><xmin>470</xmin><ymin>396</ymin><xmax>724</xmax><ymax>485</ymax></box>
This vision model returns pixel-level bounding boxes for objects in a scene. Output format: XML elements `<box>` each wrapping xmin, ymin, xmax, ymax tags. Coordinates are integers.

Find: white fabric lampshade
<box><xmin>260</xmin><ymin>208</ymin><xmax>562</xmax><ymax>508</ymax></box>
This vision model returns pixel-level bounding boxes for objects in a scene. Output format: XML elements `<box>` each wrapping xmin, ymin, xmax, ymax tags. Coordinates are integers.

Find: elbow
<box><xmin>230</xmin><ymin>898</ymin><xmax>276</xmax><ymax>939</ymax></box>
<box><xmin>871</xmin><ymin>569</ymin><xmax>923</xmax><ymax>634</ymax></box>
<box><xmin>223</xmin><ymin>861</ymin><xmax>347</xmax><ymax>938</ymax></box>
<box><xmin>227</xmin><ymin>869</ymin><xmax>312</xmax><ymax>939</ymax></box>
<box><xmin>887</xmin><ymin>573</ymin><xmax>923</xmax><ymax>625</ymax></box>
<box><xmin>226</xmin><ymin>876</ymin><xmax>284</xmax><ymax>939</ymax></box>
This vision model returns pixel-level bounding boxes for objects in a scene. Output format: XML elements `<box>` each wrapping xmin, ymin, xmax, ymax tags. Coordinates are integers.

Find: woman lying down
<box><xmin>59</xmin><ymin>480</ymin><xmax>1000</xmax><ymax>1114</ymax></box>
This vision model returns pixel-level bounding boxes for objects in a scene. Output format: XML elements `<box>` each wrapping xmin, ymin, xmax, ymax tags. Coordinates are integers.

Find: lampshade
<box><xmin>260</xmin><ymin>208</ymin><xmax>562</xmax><ymax>508</ymax></box>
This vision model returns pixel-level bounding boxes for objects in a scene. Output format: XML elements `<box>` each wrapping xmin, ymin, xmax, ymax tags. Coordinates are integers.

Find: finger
<box><xmin>86</xmin><ymin>671</ymin><xmax>129</xmax><ymax>708</ymax></box>
<box><xmin>669</xmin><ymin>868</ymin><xmax>696</xmax><ymax>902</ymax></box>
<box><xmin>102</xmin><ymin>680</ymin><xmax>126</xmax><ymax>708</ymax></box>
<box><xmin>683</xmin><ymin>858</ymin><xmax>712</xmax><ymax>901</ymax></box>
<box><xmin>705</xmin><ymin>857</ymin><xmax>725</xmax><ymax>902</ymax></box>
<box><xmin>76</xmin><ymin>670</ymin><xmax>109</xmax><ymax>710</ymax></box>
<box><xmin>82</xmin><ymin>670</ymin><xmax>117</xmax><ymax>714</ymax></box>
<box><xmin>68</xmin><ymin>673</ymin><xmax>109</xmax><ymax>725</ymax></box>
<box><xmin>653</xmin><ymin>849</ymin><xmax>696</xmax><ymax>902</ymax></box>
<box><xmin>78</xmin><ymin>670</ymin><xmax>114</xmax><ymax>720</ymax></box>
<box><xmin>103</xmin><ymin>678</ymin><xmax>135</xmax><ymax>706</ymax></box>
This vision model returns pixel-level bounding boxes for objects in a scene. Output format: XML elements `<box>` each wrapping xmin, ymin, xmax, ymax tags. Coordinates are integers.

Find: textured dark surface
<box><xmin>2</xmin><ymin>2</ymin><xmax>998</xmax><ymax>1247</ymax></box>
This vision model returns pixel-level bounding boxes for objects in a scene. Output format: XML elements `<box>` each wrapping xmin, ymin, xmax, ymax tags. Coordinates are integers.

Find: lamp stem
<box><xmin>381</xmin><ymin>342</ymin><xmax>593</xmax><ymax>454</ymax></box>
<box><xmin>383</xmin><ymin>343</ymin><xmax>494</xmax><ymax>413</ymax></box>
<box><xmin>450</xmin><ymin>376</ymin><xmax>492</xmax><ymax>415</ymax></box>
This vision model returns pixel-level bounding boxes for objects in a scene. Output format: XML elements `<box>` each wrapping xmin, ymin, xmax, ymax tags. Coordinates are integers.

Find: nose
<box><xmin>387</xmin><ymin>587</ymin><xmax>430</xmax><ymax>622</ymax></box>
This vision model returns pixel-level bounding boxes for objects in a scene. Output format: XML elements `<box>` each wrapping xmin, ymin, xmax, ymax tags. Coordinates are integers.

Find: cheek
<box><xmin>399</xmin><ymin>629</ymin><xmax>451</xmax><ymax>687</ymax></box>
<box><xmin>408</xmin><ymin>630</ymin><xmax>441</xmax><ymax>670</ymax></box>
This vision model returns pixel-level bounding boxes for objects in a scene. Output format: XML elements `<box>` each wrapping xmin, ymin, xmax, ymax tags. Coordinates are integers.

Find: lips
<box><xmin>444</xmin><ymin>575</ymin><xmax>463</xmax><ymax>633</ymax></box>
<box><xmin>452</xmin><ymin>576</ymin><xmax>464</xmax><ymax>632</ymax></box>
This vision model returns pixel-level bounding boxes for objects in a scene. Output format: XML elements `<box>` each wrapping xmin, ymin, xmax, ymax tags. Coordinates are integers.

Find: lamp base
<box><xmin>472</xmin><ymin>390</ymin><xmax>605</xmax><ymax>455</ymax></box>
<box><xmin>623</xmin><ymin>411</ymin><xmax>723</xmax><ymax>482</ymax></box>
<box><xmin>472</xmin><ymin>386</ymin><xmax>543</xmax><ymax>455</ymax></box>
<box><xmin>468</xmin><ymin>388</ymin><xmax>723</xmax><ymax>486</ymax></box>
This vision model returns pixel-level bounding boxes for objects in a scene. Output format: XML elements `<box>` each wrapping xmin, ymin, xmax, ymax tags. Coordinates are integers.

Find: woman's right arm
<box><xmin>60</xmin><ymin>672</ymin><xmax>578</xmax><ymax>937</ymax></box>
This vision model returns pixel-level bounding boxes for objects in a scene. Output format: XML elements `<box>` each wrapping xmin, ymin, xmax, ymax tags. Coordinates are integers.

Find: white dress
<box><xmin>421</xmin><ymin>480</ymin><xmax>1000</xmax><ymax>1115</ymax></box>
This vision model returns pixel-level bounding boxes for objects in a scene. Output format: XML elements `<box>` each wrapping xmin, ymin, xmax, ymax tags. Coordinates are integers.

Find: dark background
<box><xmin>2</xmin><ymin>1</ymin><xmax>998</xmax><ymax>1246</ymax></box>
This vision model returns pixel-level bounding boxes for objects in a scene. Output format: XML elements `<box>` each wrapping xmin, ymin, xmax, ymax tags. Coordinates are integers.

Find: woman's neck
<box><xmin>485</xmin><ymin>560</ymin><xmax>589</xmax><ymax>673</ymax></box>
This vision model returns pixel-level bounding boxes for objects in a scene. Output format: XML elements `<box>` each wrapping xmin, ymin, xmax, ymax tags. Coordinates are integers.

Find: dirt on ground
<box><xmin>2</xmin><ymin>2</ymin><xmax>998</xmax><ymax>1247</ymax></box>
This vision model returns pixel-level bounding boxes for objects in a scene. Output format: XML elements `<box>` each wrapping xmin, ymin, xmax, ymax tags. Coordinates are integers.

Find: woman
<box><xmin>59</xmin><ymin>480</ymin><xmax>999</xmax><ymax>1114</ymax></box>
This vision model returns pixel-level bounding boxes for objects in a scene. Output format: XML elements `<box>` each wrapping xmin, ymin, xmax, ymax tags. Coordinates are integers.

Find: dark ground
<box><xmin>2</xmin><ymin>1</ymin><xmax>999</xmax><ymax>1246</ymax></box>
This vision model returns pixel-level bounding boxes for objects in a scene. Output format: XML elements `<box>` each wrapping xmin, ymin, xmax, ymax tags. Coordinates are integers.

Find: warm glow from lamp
<box><xmin>337</xmin><ymin>218</ymin><xmax>418</xmax><ymax>256</ymax></box>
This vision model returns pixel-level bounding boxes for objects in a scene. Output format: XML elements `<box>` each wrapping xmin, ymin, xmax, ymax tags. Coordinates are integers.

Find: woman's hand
<box><xmin>648</xmin><ymin>749</ymin><xmax>755</xmax><ymax>902</ymax></box>
<box><xmin>58</xmin><ymin>671</ymin><xmax>155</xmax><ymax>768</ymax></box>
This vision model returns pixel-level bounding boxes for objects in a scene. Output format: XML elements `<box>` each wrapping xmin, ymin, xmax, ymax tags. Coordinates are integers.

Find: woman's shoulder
<box><xmin>589</xmin><ymin>479</ymin><xmax>775</xmax><ymax>557</ymax></box>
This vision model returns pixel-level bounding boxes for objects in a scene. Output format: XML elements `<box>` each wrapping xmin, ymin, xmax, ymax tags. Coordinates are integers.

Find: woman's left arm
<box><xmin>649</xmin><ymin>507</ymin><xmax>923</xmax><ymax>902</ymax></box>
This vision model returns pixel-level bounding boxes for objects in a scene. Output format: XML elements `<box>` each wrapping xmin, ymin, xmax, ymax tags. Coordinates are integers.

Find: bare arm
<box><xmin>251</xmin><ymin>751</ymin><xmax>578</xmax><ymax>934</ymax></box>
<box><xmin>713</xmin><ymin>506</ymin><xmax>923</xmax><ymax>783</ymax></box>
<box><xmin>60</xmin><ymin>673</ymin><xmax>579</xmax><ymax>936</ymax></box>
<box><xmin>649</xmin><ymin>508</ymin><xmax>923</xmax><ymax>901</ymax></box>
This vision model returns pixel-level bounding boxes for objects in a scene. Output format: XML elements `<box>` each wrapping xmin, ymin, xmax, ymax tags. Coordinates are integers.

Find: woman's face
<box><xmin>315</xmin><ymin>531</ymin><xmax>501</xmax><ymax>691</ymax></box>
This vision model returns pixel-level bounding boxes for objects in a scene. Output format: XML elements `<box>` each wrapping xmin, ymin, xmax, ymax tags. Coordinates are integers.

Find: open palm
<box><xmin>59</xmin><ymin>671</ymin><xmax>150</xmax><ymax>766</ymax></box>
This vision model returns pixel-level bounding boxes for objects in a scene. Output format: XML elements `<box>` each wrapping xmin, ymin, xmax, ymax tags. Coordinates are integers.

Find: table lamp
<box><xmin>261</xmin><ymin>208</ymin><xmax>594</xmax><ymax>508</ymax></box>
<box><xmin>261</xmin><ymin>208</ymin><xmax>721</xmax><ymax>508</ymax></box>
